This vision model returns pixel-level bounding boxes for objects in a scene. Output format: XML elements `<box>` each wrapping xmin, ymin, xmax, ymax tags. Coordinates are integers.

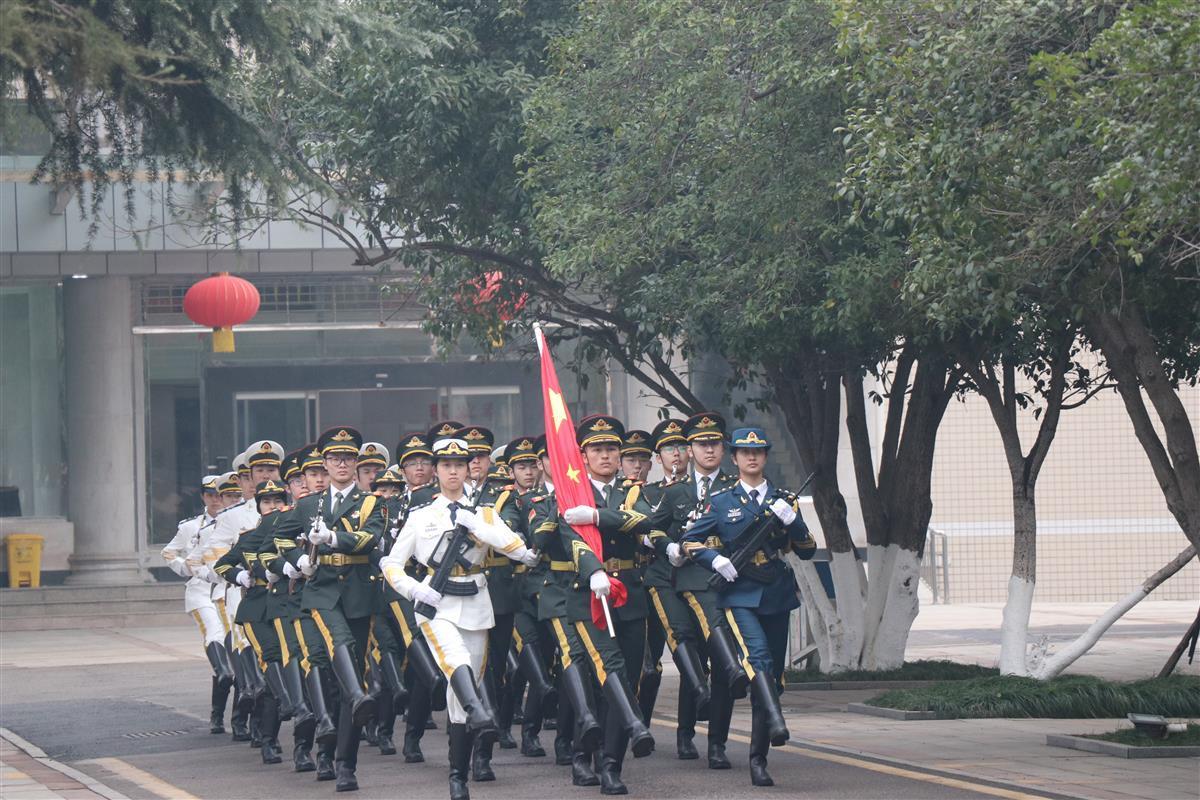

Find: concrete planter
<box><xmin>846</xmin><ymin>702</ymin><xmax>936</xmax><ymax>720</ymax></box>
<box><xmin>1047</xmin><ymin>733</ymin><xmax>1200</xmax><ymax>759</ymax></box>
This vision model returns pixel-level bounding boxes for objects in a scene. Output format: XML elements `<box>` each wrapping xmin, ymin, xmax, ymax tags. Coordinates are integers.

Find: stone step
<box><xmin>0</xmin><ymin>610</ymin><xmax>190</xmax><ymax>632</ymax></box>
<box><xmin>0</xmin><ymin>597</ymin><xmax>190</xmax><ymax>618</ymax></box>
<box><xmin>0</xmin><ymin>582</ymin><xmax>182</xmax><ymax>606</ymax></box>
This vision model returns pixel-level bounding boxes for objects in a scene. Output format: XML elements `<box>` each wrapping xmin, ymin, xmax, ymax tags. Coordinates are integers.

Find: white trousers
<box><xmin>420</xmin><ymin>617</ymin><xmax>488</xmax><ymax>724</ymax></box>
<box><xmin>190</xmin><ymin>603</ymin><xmax>227</xmax><ymax>647</ymax></box>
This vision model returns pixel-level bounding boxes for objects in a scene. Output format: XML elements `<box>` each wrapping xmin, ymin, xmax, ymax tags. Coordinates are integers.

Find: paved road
<box><xmin>0</xmin><ymin>659</ymin><xmax>1033</xmax><ymax>800</ymax></box>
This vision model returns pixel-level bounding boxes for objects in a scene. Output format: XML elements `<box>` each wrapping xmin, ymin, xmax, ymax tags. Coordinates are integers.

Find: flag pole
<box><xmin>600</xmin><ymin>594</ymin><xmax>616</xmax><ymax>638</ymax></box>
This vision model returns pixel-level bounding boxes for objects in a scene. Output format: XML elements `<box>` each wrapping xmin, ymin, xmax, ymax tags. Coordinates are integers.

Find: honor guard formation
<box><xmin>162</xmin><ymin>412</ymin><xmax>816</xmax><ymax>799</ymax></box>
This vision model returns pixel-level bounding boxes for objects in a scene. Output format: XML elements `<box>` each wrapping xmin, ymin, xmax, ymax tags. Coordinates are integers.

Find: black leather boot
<box><xmin>335</xmin><ymin>761</ymin><xmax>359</xmax><ymax>793</ymax></box>
<box><xmin>448</xmin><ymin>723</ymin><xmax>472</xmax><ymax>800</ymax></box>
<box><xmin>677</xmin><ymin>684</ymin><xmax>699</xmax><ymax>760</ymax></box>
<box><xmin>240</xmin><ymin>646</ymin><xmax>266</xmax><ymax>702</ymax></box>
<box><xmin>330</xmin><ymin>644</ymin><xmax>376</xmax><ymax>729</ymax></box>
<box><xmin>206</xmin><ymin>641</ymin><xmax>236</xmax><ymax>690</ymax></box>
<box><xmin>517</xmin><ymin>642</ymin><xmax>557</xmax><ymax>707</ymax></box>
<box><xmin>600</xmin><ymin>672</ymin><xmax>654</xmax><ymax>758</ymax></box>
<box><xmin>409</xmin><ymin>638</ymin><xmax>448</xmax><ymax>711</ymax></box>
<box><xmin>637</xmin><ymin>661</ymin><xmax>661</xmax><ymax>724</ymax></box>
<box><xmin>571</xmin><ymin>749</ymin><xmax>600</xmax><ymax>787</ymax></box>
<box><xmin>281</xmin><ymin>659</ymin><xmax>317</xmax><ymax>742</ymax></box>
<box><xmin>559</xmin><ymin>663</ymin><xmax>601</xmax><ymax>753</ymax></box>
<box><xmin>293</xmin><ymin>742</ymin><xmax>316</xmax><ymax>773</ymax></box>
<box><xmin>231</xmin><ymin>691</ymin><xmax>250</xmax><ymax>742</ymax></box>
<box><xmin>448</xmin><ymin>666</ymin><xmax>498</xmax><ymax>743</ymax></box>
<box><xmin>749</xmin><ymin>669</ymin><xmax>789</xmax><ymax>746</ymax></box>
<box><xmin>378</xmin><ymin>651</ymin><xmax>408</xmax><ymax>718</ymax></box>
<box><xmin>708</xmin><ymin>626</ymin><xmax>750</xmax><ymax>699</ymax></box>
<box><xmin>375</xmin><ymin>685</ymin><xmax>397</xmax><ymax>755</ymax></box>
<box><xmin>315</xmin><ymin>751</ymin><xmax>336</xmax><ymax>781</ymax></box>
<box><xmin>402</xmin><ymin>685</ymin><xmax>431</xmax><ymax>762</ymax></box>
<box><xmin>263</xmin><ymin>662</ymin><xmax>294</xmax><ymax>722</ymax></box>
<box><xmin>707</xmin><ymin>677</ymin><xmax>732</xmax><ymax>770</ymax></box>
<box><xmin>519</xmin><ymin>681</ymin><xmax>545</xmax><ymax>757</ymax></box>
<box><xmin>305</xmin><ymin>666</ymin><xmax>339</xmax><ymax>748</ymax></box>
<box><xmin>260</xmin><ymin>695</ymin><xmax>283</xmax><ymax>764</ymax></box>
<box><xmin>209</xmin><ymin>676</ymin><xmax>229</xmax><ymax>734</ymax></box>
<box><xmin>598</xmin><ymin>710</ymin><xmax>629</xmax><ymax>795</ymax></box>
<box><xmin>748</xmin><ymin>704</ymin><xmax>773</xmax><ymax>786</ymax></box>
<box><xmin>674</xmin><ymin>640</ymin><xmax>711</xmax><ymax>720</ymax></box>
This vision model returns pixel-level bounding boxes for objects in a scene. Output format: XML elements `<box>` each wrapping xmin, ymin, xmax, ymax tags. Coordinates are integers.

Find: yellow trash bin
<box><xmin>6</xmin><ymin>534</ymin><xmax>44</xmax><ymax>588</ymax></box>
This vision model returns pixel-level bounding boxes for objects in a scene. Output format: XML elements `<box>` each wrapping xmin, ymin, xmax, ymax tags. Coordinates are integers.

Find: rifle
<box><xmin>705</xmin><ymin>471</ymin><xmax>815</xmax><ymax>592</ymax></box>
<box><xmin>290</xmin><ymin>492</ymin><xmax>326</xmax><ymax>595</ymax></box>
<box><xmin>414</xmin><ymin>492</ymin><xmax>485</xmax><ymax>619</ymax></box>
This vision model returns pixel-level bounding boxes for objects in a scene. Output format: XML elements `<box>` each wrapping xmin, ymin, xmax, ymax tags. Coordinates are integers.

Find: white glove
<box><xmin>169</xmin><ymin>557</ymin><xmax>189</xmax><ymax>576</ymax></box>
<box><xmin>235</xmin><ymin>570</ymin><xmax>253</xmax><ymax>588</ymax></box>
<box><xmin>519</xmin><ymin>548</ymin><xmax>540</xmax><ymax>567</ymax></box>
<box><xmin>712</xmin><ymin>555</ymin><xmax>738</xmax><ymax>582</ymax></box>
<box><xmin>308</xmin><ymin>519</ymin><xmax>335</xmax><ymax>546</ymax></box>
<box><xmin>563</xmin><ymin>506</ymin><xmax>598</xmax><ymax>526</ymax></box>
<box><xmin>412</xmin><ymin>583</ymin><xmax>443</xmax><ymax>609</ymax></box>
<box><xmin>266</xmin><ymin>571</ymin><xmax>280</xmax><ymax>585</ymax></box>
<box><xmin>297</xmin><ymin>554</ymin><xmax>316</xmax><ymax>577</ymax></box>
<box><xmin>454</xmin><ymin>508</ymin><xmax>480</xmax><ymax>532</ymax></box>
<box><xmin>589</xmin><ymin>570</ymin><xmax>612</xmax><ymax>598</ymax></box>
<box><xmin>283</xmin><ymin>562</ymin><xmax>300</xmax><ymax>580</ymax></box>
<box><xmin>769</xmin><ymin>497</ymin><xmax>797</xmax><ymax>526</ymax></box>
<box><xmin>666</xmin><ymin>542</ymin><xmax>685</xmax><ymax>567</ymax></box>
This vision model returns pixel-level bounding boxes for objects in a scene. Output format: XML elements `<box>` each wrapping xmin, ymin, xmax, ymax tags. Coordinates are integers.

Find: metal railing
<box><xmin>923</xmin><ymin>526</ymin><xmax>950</xmax><ymax>603</ymax></box>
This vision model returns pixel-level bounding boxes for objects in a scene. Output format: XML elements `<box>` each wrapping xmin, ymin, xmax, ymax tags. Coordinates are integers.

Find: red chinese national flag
<box><xmin>535</xmin><ymin>324</ymin><xmax>627</xmax><ymax>629</ymax></box>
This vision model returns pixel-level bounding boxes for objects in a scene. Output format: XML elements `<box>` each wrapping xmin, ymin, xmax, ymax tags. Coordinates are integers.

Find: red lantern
<box><xmin>183</xmin><ymin>272</ymin><xmax>260</xmax><ymax>353</ymax></box>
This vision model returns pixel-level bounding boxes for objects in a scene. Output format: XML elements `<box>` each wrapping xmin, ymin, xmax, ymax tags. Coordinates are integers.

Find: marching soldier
<box><xmin>353</xmin><ymin>441</ymin><xmax>394</xmax><ymax>751</ymax></box>
<box><xmin>651</xmin><ymin>412</ymin><xmax>753</xmax><ymax>769</ymax></box>
<box><xmin>683</xmin><ymin>426</ymin><xmax>816</xmax><ymax>787</ymax></box>
<box><xmin>380</xmin><ymin>436</ymin><xmax>540</xmax><ymax>800</ymax></box>
<box><xmin>502</xmin><ymin>436</ymin><xmax>558</xmax><ymax>759</ymax></box>
<box><xmin>216</xmin><ymin>479</ymin><xmax>316</xmax><ymax>766</ymax></box>
<box><xmin>365</xmin><ymin>464</ymin><xmax>409</xmax><ymax>756</ymax></box>
<box><xmin>161</xmin><ymin>474</ymin><xmax>236</xmax><ymax>734</ymax></box>
<box><xmin>532</xmin><ymin>414</ymin><xmax>657</xmax><ymax>795</ymax></box>
<box><xmin>277</xmin><ymin>426</ymin><xmax>387</xmax><ymax>792</ymax></box>
<box><xmin>618</xmin><ymin>430</ymin><xmax>653</xmax><ymax>482</ymax></box>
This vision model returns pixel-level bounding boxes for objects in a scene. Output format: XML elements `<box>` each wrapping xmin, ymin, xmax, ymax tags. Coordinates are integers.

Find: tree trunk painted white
<box><xmin>791</xmin><ymin>559</ymin><xmax>835</xmax><ymax>668</ymax></box>
<box><xmin>1000</xmin><ymin>575</ymin><xmax>1035</xmax><ymax>676</ymax></box>
<box><xmin>862</xmin><ymin>545</ymin><xmax>921</xmax><ymax>670</ymax></box>
<box><xmin>1000</xmin><ymin>491</ymin><xmax>1038</xmax><ymax>675</ymax></box>
<box><xmin>859</xmin><ymin>542</ymin><xmax>893</xmax><ymax>667</ymax></box>
<box><xmin>828</xmin><ymin>549</ymin><xmax>867</xmax><ymax>667</ymax></box>
<box><xmin>1030</xmin><ymin>544</ymin><xmax>1197</xmax><ymax>679</ymax></box>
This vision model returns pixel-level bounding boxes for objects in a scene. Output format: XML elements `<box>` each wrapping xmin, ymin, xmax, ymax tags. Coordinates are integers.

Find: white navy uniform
<box><xmin>161</xmin><ymin>511</ymin><xmax>224</xmax><ymax>645</ymax></box>
<box><xmin>190</xmin><ymin>499</ymin><xmax>258</xmax><ymax>648</ymax></box>
<box><xmin>381</xmin><ymin>494</ymin><xmax>529</xmax><ymax>723</ymax></box>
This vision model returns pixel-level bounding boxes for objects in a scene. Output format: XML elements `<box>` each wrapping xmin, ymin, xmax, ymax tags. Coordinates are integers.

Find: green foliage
<box><xmin>867</xmin><ymin>674</ymin><xmax>1200</xmax><ymax>719</ymax></box>
<box><xmin>1083</xmin><ymin>724</ymin><xmax>1200</xmax><ymax>746</ymax></box>
<box><xmin>786</xmin><ymin>659</ymin><xmax>999</xmax><ymax>684</ymax></box>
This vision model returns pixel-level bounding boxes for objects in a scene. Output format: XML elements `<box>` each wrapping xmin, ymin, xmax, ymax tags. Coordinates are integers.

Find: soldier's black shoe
<box><xmin>707</xmin><ymin>743</ymin><xmax>731</xmax><ymax>770</ymax></box>
<box><xmin>598</xmin><ymin>755</ymin><xmax>628</xmax><ymax>796</ymax></box>
<box><xmin>293</xmin><ymin>745</ymin><xmax>316</xmax><ymax>773</ymax></box>
<box><xmin>210</xmin><ymin>676</ymin><xmax>230</xmax><ymax>733</ymax></box>
<box><xmin>377</xmin><ymin>734</ymin><xmax>396</xmax><ymax>756</ymax></box>
<box><xmin>554</xmin><ymin>735</ymin><xmax>572</xmax><ymax>765</ymax></box>
<box><xmin>497</xmin><ymin>728</ymin><xmax>516</xmax><ymax>750</ymax></box>
<box><xmin>448</xmin><ymin>723</ymin><xmax>472</xmax><ymax>800</ymax></box>
<box><xmin>249</xmin><ymin>715</ymin><xmax>263</xmax><ymax>748</ymax></box>
<box><xmin>470</xmin><ymin>738</ymin><xmax>496</xmax><ymax>782</ymax></box>
<box><xmin>402</xmin><ymin>733</ymin><xmax>425</xmax><ymax>763</ymax></box>
<box><xmin>231</xmin><ymin>717</ymin><xmax>250</xmax><ymax>742</ymax></box>
<box><xmin>512</xmin><ymin>708</ymin><xmax>524</xmax><ymax>725</ymax></box>
<box><xmin>363</xmin><ymin>719</ymin><xmax>379</xmax><ymax>747</ymax></box>
<box><xmin>749</xmin><ymin>670</ymin><xmax>789</xmax><ymax>747</ymax></box>
<box><xmin>749</xmin><ymin>703</ymin><xmax>774</xmax><ymax>786</ymax></box>
<box><xmin>209</xmin><ymin>709</ymin><xmax>225</xmax><ymax>735</ymax></box>
<box><xmin>677</xmin><ymin>730</ymin><xmax>699</xmax><ymax>760</ymax></box>
<box><xmin>334</xmin><ymin>765</ymin><xmax>358</xmax><ymax>792</ymax></box>
<box><xmin>425</xmin><ymin>717</ymin><xmax>437</xmax><ymax>730</ymax></box>
<box><xmin>571</xmin><ymin>751</ymin><xmax>599</xmax><ymax>787</ymax></box>
<box><xmin>520</xmin><ymin>731</ymin><xmax>546</xmax><ymax>757</ymax></box>
<box><xmin>315</xmin><ymin>752</ymin><xmax>336</xmax><ymax>781</ymax></box>
<box><xmin>261</xmin><ymin>739</ymin><xmax>283</xmax><ymax>765</ymax></box>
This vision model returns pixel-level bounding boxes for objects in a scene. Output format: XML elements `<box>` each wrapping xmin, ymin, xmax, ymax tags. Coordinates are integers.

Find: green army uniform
<box><xmin>275</xmin><ymin>427</ymin><xmax>386</xmax><ymax>791</ymax></box>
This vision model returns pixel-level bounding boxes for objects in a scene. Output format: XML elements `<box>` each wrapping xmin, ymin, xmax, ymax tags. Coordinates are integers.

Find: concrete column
<box><xmin>64</xmin><ymin>276</ymin><xmax>151</xmax><ymax>584</ymax></box>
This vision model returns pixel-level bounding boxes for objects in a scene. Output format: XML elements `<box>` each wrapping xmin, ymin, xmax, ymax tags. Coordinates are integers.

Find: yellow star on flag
<box><xmin>549</xmin><ymin>388</ymin><xmax>569</xmax><ymax>431</ymax></box>
<box><xmin>566</xmin><ymin>464</ymin><xmax>581</xmax><ymax>484</ymax></box>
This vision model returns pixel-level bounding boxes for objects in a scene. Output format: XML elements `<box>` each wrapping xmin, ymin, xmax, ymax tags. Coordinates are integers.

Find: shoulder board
<box><xmin>177</xmin><ymin>513</ymin><xmax>203</xmax><ymax>525</ymax></box>
<box><xmin>709</xmin><ymin>485</ymin><xmax>736</xmax><ymax>497</ymax></box>
<box><xmin>621</xmin><ymin>478</ymin><xmax>643</xmax><ymax>487</ymax></box>
<box><xmin>408</xmin><ymin>498</ymin><xmax>437</xmax><ymax>512</ymax></box>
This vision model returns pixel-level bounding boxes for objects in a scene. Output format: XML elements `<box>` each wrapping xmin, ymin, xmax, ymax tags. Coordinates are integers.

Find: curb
<box><xmin>787</xmin><ymin>679</ymin><xmax>946</xmax><ymax>691</ymax></box>
<box><xmin>847</xmin><ymin>702</ymin><xmax>937</xmax><ymax>720</ymax></box>
<box><xmin>0</xmin><ymin>726</ymin><xmax>130</xmax><ymax>800</ymax></box>
<box><xmin>1046</xmin><ymin>733</ymin><xmax>1200</xmax><ymax>759</ymax></box>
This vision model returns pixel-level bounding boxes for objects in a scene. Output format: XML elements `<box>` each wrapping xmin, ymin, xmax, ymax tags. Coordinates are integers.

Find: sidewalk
<box><xmin>0</xmin><ymin>730</ymin><xmax>126</xmax><ymax>800</ymax></box>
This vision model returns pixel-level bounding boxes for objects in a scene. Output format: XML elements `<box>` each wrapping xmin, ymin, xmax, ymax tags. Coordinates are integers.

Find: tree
<box><xmin>839</xmin><ymin>0</ymin><xmax>1199</xmax><ymax>674</ymax></box>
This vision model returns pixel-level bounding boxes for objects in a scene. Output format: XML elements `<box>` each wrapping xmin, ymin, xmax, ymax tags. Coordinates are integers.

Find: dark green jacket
<box><xmin>275</xmin><ymin>487</ymin><xmax>386</xmax><ymax>619</ymax></box>
<box><xmin>648</xmin><ymin>471</ymin><xmax>738</xmax><ymax>591</ymax></box>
